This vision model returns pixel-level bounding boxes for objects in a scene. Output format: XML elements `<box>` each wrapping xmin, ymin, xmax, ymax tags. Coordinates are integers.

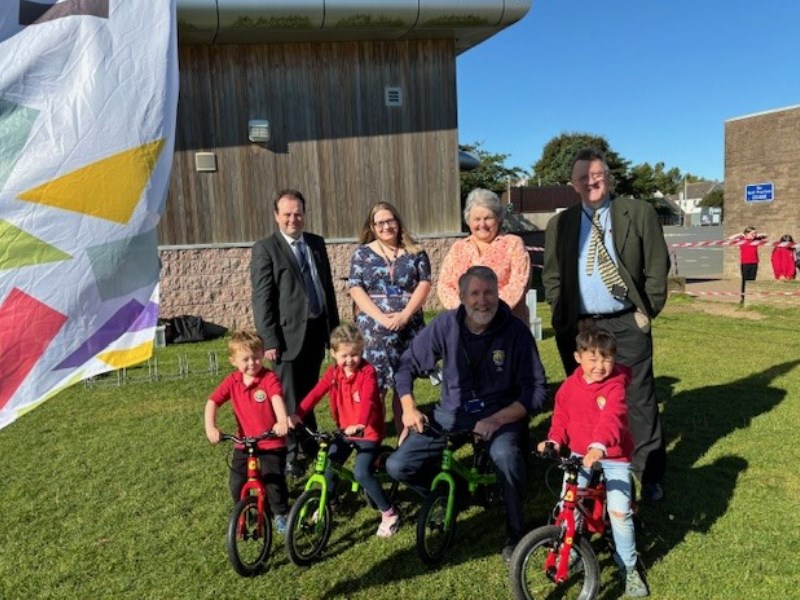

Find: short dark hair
<box><xmin>575</xmin><ymin>325</ymin><xmax>617</xmax><ymax>357</ymax></box>
<box><xmin>570</xmin><ymin>147</ymin><xmax>607</xmax><ymax>174</ymax></box>
<box><xmin>274</xmin><ymin>188</ymin><xmax>306</xmax><ymax>213</ymax></box>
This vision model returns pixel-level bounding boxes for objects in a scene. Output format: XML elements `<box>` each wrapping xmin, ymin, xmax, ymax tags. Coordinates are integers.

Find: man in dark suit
<box><xmin>543</xmin><ymin>148</ymin><xmax>670</xmax><ymax>503</ymax></box>
<box><xmin>251</xmin><ymin>189</ymin><xmax>339</xmax><ymax>476</ymax></box>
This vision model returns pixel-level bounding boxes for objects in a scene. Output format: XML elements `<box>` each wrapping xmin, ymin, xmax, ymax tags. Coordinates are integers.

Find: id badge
<box><xmin>386</xmin><ymin>285</ymin><xmax>402</xmax><ymax>297</ymax></box>
<box><xmin>465</xmin><ymin>397</ymin><xmax>484</xmax><ymax>414</ymax></box>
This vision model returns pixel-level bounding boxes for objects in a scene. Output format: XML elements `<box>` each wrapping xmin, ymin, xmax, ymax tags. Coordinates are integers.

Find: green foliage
<box><xmin>1</xmin><ymin>301</ymin><xmax>799</xmax><ymax>599</ymax></box>
<box><xmin>700</xmin><ymin>188</ymin><xmax>724</xmax><ymax>208</ymax></box>
<box><xmin>531</xmin><ymin>132</ymin><xmax>697</xmax><ymax>199</ymax></box>
<box><xmin>459</xmin><ymin>141</ymin><xmax>525</xmax><ymax>200</ymax></box>
<box><xmin>530</xmin><ymin>132</ymin><xmax>630</xmax><ymax>190</ymax></box>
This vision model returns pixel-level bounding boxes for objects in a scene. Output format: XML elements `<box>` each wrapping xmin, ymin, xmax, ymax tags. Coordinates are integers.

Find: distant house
<box><xmin>667</xmin><ymin>181</ymin><xmax>724</xmax><ymax>224</ymax></box>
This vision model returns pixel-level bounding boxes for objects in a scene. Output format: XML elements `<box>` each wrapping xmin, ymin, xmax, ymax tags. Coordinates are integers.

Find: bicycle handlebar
<box><xmin>219</xmin><ymin>430</ymin><xmax>280</xmax><ymax>446</ymax></box>
<box><xmin>539</xmin><ymin>442</ymin><xmax>603</xmax><ymax>473</ymax></box>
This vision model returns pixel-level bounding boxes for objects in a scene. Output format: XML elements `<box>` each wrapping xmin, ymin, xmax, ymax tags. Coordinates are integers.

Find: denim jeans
<box><xmin>574</xmin><ymin>458</ymin><xmax>637</xmax><ymax>569</ymax></box>
<box><xmin>326</xmin><ymin>439</ymin><xmax>390</xmax><ymax>513</ymax></box>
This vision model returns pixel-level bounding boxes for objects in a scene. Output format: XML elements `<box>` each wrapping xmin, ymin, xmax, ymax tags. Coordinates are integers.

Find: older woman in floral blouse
<box><xmin>437</xmin><ymin>188</ymin><xmax>530</xmax><ymax>321</ymax></box>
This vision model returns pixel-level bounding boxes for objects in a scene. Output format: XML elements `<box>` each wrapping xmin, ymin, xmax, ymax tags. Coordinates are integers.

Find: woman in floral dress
<box><xmin>348</xmin><ymin>202</ymin><xmax>431</xmax><ymax>436</ymax></box>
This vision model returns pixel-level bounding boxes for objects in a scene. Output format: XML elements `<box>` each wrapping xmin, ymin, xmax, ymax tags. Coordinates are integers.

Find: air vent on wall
<box><xmin>195</xmin><ymin>152</ymin><xmax>217</xmax><ymax>172</ymax></box>
<box><xmin>385</xmin><ymin>86</ymin><xmax>403</xmax><ymax>107</ymax></box>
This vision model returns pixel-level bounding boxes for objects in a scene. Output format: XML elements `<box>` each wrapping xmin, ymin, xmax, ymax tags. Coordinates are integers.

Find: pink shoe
<box><xmin>376</xmin><ymin>508</ymin><xmax>400</xmax><ymax>538</ymax></box>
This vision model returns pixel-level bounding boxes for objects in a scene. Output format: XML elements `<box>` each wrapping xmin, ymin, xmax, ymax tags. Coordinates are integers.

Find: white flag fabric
<box><xmin>0</xmin><ymin>1</ymin><xmax>178</xmax><ymax>429</ymax></box>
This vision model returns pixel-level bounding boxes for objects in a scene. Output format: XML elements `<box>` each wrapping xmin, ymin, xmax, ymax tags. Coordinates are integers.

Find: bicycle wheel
<box><xmin>285</xmin><ymin>489</ymin><xmax>332</xmax><ymax>566</ymax></box>
<box><xmin>416</xmin><ymin>489</ymin><xmax>456</xmax><ymax>565</ymax></box>
<box><xmin>226</xmin><ymin>496</ymin><xmax>271</xmax><ymax>577</ymax></box>
<box><xmin>508</xmin><ymin>525</ymin><xmax>600</xmax><ymax>600</ymax></box>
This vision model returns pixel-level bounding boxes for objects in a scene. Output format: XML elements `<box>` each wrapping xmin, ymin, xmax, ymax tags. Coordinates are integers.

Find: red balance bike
<box><xmin>508</xmin><ymin>444</ymin><xmax>617</xmax><ymax>600</ymax></box>
<box><xmin>220</xmin><ymin>431</ymin><xmax>279</xmax><ymax>577</ymax></box>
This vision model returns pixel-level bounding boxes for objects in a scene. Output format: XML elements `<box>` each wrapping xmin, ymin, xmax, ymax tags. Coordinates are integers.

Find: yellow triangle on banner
<box><xmin>0</xmin><ymin>220</ymin><xmax>72</xmax><ymax>270</ymax></box>
<box><xmin>97</xmin><ymin>340</ymin><xmax>154</xmax><ymax>369</ymax></box>
<box><xmin>18</xmin><ymin>138</ymin><xmax>166</xmax><ymax>224</ymax></box>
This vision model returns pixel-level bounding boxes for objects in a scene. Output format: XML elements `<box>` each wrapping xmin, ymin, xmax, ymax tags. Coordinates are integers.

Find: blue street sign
<box><xmin>745</xmin><ymin>182</ymin><xmax>774</xmax><ymax>203</ymax></box>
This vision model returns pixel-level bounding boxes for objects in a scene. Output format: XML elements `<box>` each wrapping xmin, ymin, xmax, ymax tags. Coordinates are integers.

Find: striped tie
<box><xmin>586</xmin><ymin>211</ymin><xmax>628</xmax><ymax>297</ymax></box>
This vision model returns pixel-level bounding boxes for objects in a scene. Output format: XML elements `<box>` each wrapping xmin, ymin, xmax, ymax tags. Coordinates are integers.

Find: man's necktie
<box><xmin>586</xmin><ymin>211</ymin><xmax>628</xmax><ymax>297</ymax></box>
<box><xmin>294</xmin><ymin>239</ymin><xmax>322</xmax><ymax>316</ymax></box>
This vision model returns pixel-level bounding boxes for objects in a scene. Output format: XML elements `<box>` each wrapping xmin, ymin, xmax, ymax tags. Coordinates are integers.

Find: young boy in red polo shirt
<box><xmin>205</xmin><ymin>330</ymin><xmax>290</xmax><ymax>533</ymax></box>
<box><xmin>289</xmin><ymin>322</ymin><xmax>400</xmax><ymax>538</ymax></box>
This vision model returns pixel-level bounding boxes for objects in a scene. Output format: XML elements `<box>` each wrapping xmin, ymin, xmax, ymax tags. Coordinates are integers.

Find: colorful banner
<box><xmin>0</xmin><ymin>1</ymin><xmax>178</xmax><ymax>429</ymax></box>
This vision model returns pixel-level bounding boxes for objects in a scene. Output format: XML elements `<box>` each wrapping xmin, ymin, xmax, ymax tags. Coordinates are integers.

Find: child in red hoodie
<box><xmin>289</xmin><ymin>323</ymin><xmax>400</xmax><ymax>538</ymax></box>
<box><xmin>537</xmin><ymin>326</ymin><xmax>649</xmax><ymax>597</ymax></box>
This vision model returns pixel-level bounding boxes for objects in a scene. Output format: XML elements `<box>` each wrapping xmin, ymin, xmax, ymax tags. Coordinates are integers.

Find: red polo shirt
<box><xmin>209</xmin><ymin>368</ymin><xmax>286</xmax><ymax>451</ymax></box>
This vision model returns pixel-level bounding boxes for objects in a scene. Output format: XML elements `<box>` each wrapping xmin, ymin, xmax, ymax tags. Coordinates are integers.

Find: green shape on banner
<box><xmin>0</xmin><ymin>98</ymin><xmax>39</xmax><ymax>190</ymax></box>
<box><xmin>0</xmin><ymin>220</ymin><xmax>72</xmax><ymax>270</ymax></box>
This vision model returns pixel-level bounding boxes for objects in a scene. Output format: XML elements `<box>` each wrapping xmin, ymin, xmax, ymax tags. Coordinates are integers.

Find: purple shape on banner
<box><xmin>19</xmin><ymin>0</ymin><xmax>109</xmax><ymax>25</ymax></box>
<box><xmin>131</xmin><ymin>301</ymin><xmax>159</xmax><ymax>331</ymax></box>
<box><xmin>54</xmin><ymin>299</ymin><xmax>146</xmax><ymax>369</ymax></box>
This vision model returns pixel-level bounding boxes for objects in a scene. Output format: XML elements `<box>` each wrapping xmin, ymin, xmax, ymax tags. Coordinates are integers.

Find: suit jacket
<box><xmin>542</xmin><ymin>196</ymin><xmax>670</xmax><ymax>334</ymax></box>
<box><xmin>251</xmin><ymin>232</ymin><xmax>339</xmax><ymax>361</ymax></box>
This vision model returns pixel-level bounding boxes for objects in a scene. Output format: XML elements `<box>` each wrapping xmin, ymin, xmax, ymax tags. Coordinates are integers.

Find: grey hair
<box><xmin>458</xmin><ymin>266</ymin><xmax>498</xmax><ymax>298</ymax></box>
<box><xmin>463</xmin><ymin>188</ymin><xmax>505</xmax><ymax>224</ymax></box>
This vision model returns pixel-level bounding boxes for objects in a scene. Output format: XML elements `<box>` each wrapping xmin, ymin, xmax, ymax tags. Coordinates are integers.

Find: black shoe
<box><xmin>286</xmin><ymin>461</ymin><xmax>305</xmax><ymax>478</ymax></box>
<box><xmin>501</xmin><ymin>538</ymin><xmax>519</xmax><ymax>564</ymax></box>
<box><xmin>641</xmin><ymin>483</ymin><xmax>664</xmax><ymax>503</ymax></box>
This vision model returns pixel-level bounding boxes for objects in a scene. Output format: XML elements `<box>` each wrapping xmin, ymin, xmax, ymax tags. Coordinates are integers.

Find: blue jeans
<box><xmin>386</xmin><ymin>417</ymin><xmax>528</xmax><ymax>542</ymax></box>
<box><xmin>573</xmin><ymin>458</ymin><xmax>637</xmax><ymax>569</ymax></box>
<box><xmin>326</xmin><ymin>439</ymin><xmax>391</xmax><ymax>513</ymax></box>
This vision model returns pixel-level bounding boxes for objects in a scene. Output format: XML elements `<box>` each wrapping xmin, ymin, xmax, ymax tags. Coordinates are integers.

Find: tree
<box><xmin>629</xmin><ymin>161</ymin><xmax>683</xmax><ymax>197</ymax></box>
<box><xmin>699</xmin><ymin>188</ymin><xmax>723</xmax><ymax>208</ymax></box>
<box><xmin>459</xmin><ymin>142</ymin><xmax>525</xmax><ymax>199</ymax></box>
<box><xmin>530</xmin><ymin>132</ymin><xmax>631</xmax><ymax>192</ymax></box>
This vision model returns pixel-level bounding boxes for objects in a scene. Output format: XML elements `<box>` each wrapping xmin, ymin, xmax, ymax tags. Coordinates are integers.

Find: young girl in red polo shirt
<box><xmin>289</xmin><ymin>322</ymin><xmax>400</xmax><ymax>538</ymax></box>
<box><xmin>205</xmin><ymin>330</ymin><xmax>290</xmax><ymax>532</ymax></box>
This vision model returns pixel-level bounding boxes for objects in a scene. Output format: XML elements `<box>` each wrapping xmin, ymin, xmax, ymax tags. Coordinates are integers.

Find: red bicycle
<box><xmin>508</xmin><ymin>444</ymin><xmax>612</xmax><ymax>600</ymax></box>
<box><xmin>220</xmin><ymin>431</ymin><xmax>279</xmax><ymax>577</ymax></box>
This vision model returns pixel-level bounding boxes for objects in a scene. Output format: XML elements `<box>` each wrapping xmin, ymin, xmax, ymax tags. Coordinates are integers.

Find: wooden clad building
<box><xmin>160</xmin><ymin>0</ymin><xmax>531</xmax><ymax>328</ymax></box>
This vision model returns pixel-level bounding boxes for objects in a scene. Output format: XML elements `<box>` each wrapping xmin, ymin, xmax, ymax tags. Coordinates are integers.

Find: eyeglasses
<box><xmin>374</xmin><ymin>218</ymin><xmax>398</xmax><ymax>229</ymax></box>
<box><xmin>572</xmin><ymin>171</ymin><xmax>608</xmax><ymax>185</ymax></box>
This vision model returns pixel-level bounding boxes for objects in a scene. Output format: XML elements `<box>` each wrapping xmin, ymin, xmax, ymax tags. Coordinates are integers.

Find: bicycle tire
<box><xmin>508</xmin><ymin>525</ymin><xmax>600</xmax><ymax>600</ymax></box>
<box><xmin>226</xmin><ymin>496</ymin><xmax>272</xmax><ymax>577</ymax></box>
<box><xmin>285</xmin><ymin>489</ymin><xmax>332</xmax><ymax>566</ymax></box>
<box><xmin>416</xmin><ymin>488</ymin><xmax>456</xmax><ymax>566</ymax></box>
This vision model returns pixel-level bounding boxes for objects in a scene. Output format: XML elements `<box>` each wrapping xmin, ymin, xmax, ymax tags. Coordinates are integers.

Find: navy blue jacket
<box><xmin>395</xmin><ymin>301</ymin><xmax>547</xmax><ymax>424</ymax></box>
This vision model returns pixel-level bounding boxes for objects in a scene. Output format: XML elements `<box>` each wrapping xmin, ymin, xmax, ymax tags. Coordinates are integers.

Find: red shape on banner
<box><xmin>0</xmin><ymin>288</ymin><xmax>67</xmax><ymax>411</ymax></box>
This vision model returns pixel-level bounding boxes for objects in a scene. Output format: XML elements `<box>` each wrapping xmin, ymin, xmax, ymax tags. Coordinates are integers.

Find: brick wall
<box><xmin>724</xmin><ymin>106</ymin><xmax>800</xmax><ymax>278</ymax></box>
<box><xmin>158</xmin><ymin>237</ymin><xmax>459</xmax><ymax>330</ymax></box>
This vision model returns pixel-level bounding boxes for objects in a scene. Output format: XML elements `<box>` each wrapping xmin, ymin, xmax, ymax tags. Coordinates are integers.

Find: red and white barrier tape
<box><xmin>525</xmin><ymin>239</ymin><xmax>797</xmax><ymax>252</ymax></box>
<box><xmin>672</xmin><ymin>289</ymin><xmax>800</xmax><ymax>297</ymax></box>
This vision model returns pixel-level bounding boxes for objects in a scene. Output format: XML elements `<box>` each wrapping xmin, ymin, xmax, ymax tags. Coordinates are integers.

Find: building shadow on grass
<box><xmin>637</xmin><ymin>359</ymin><xmax>799</xmax><ymax>569</ymax></box>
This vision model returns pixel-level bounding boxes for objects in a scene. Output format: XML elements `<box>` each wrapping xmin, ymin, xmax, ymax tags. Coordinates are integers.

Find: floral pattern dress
<box><xmin>348</xmin><ymin>245</ymin><xmax>432</xmax><ymax>390</ymax></box>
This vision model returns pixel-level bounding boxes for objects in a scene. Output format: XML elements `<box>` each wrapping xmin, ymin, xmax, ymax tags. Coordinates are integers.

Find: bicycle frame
<box><xmin>547</xmin><ymin>459</ymin><xmax>607</xmax><ymax>584</ymax></box>
<box><xmin>428</xmin><ymin>431</ymin><xmax>497</xmax><ymax>530</ymax></box>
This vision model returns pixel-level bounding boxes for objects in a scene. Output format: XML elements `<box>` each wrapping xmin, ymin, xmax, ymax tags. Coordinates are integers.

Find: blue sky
<box><xmin>456</xmin><ymin>0</ymin><xmax>800</xmax><ymax>182</ymax></box>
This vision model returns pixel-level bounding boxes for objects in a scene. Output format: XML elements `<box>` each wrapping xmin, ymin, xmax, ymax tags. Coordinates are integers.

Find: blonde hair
<box><xmin>358</xmin><ymin>201</ymin><xmax>421</xmax><ymax>254</ymax></box>
<box><xmin>329</xmin><ymin>322</ymin><xmax>364</xmax><ymax>352</ymax></box>
<box><xmin>227</xmin><ymin>330</ymin><xmax>264</xmax><ymax>356</ymax></box>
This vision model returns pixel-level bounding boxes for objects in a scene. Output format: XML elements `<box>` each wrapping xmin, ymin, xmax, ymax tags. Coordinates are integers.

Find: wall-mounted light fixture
<box><xmin>248</xmin><ymin>119</ymin><xmax>271</xmax><ymax>143</ymax></box>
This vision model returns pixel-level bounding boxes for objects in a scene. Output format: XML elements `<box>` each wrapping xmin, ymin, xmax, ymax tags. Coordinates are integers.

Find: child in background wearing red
<box><xmin>537</xmin><ymin>326</ymin><xmax>649</xmax><ymax>598</ymax></box>
<box><xmin>771</xmin><ymin>234</ymin><xmax>796</xmax><ymax>280</ymax></box>
<box><xmin>205</xmin><ymin>330</ymin><xmax>290</xmax><ymax>533</ymax></box>
<box><xmin>289</xmin><ymin>322</ymin><xmax>400</xmax><ymax>537</ymax></box>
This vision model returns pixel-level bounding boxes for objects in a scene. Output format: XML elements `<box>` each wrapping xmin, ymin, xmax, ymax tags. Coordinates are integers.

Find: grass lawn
<box><xmin>1</xmin><ymin>296</ymin><xmax>798</xmax><ymax>599</ymax></box>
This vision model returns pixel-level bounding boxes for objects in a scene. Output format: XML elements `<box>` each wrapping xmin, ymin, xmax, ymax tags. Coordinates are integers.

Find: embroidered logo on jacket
<box><xmin>253</xmin><ymin>389</ymin><xmax>267</xmax><ymax>403</ymax></box>
<box><xmin>492</xmin><ymin>350</ymin><xmax>505</xmax><ymax>371</ymax></box>
<box><xmin>596</xmin><ymin>395</ymin><xmax>606</xmax><ymax>410</ymax></box>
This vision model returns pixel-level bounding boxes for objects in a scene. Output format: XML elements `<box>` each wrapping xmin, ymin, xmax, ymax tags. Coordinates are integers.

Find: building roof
<box><xmin>176</xmin><ymin>0</ymin><xmax>532</xmax><ymax>54</ymax></box>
